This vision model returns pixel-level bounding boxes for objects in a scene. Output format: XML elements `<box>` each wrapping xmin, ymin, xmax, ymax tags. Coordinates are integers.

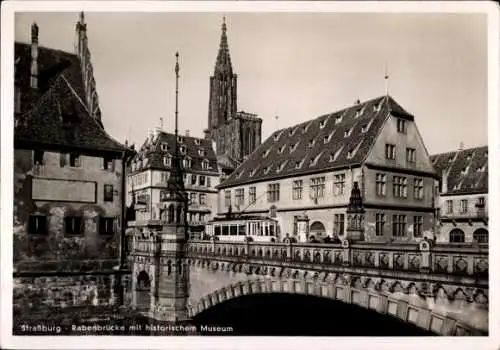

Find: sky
<box><xmin>14</xmin><ymin>11</ymin><xmax>487</xmax><ymax>155</ymax></box>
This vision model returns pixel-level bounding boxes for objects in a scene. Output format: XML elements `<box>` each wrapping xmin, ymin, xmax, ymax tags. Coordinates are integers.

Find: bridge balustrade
<box><xmin>186</xmin><ymin>240</ymin><xmax>488</xmax><ymax>278</ymax></box>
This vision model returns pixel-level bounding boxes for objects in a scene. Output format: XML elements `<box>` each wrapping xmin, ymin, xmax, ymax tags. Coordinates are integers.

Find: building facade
<box><xmin>217</xmin><ymin>96</ymin><xmax>439</xmax><ymax>243</ymax></box>
<box><xmin>204</xmin><ymin>18</ymin><xmax>262</xmax><ymax>166</ymax></box>
<box><xmin>431</xmin><ymin>146</ymin><xmax>488</xmax><ymax>243</ymax></box>
<box><xmin>127</xmin><ymin>128</ymin><xmax>220</xmax><ymax>238</ymax></box>
<box><xmin>14</xmin><ymin>15</ymin><xmax>132</xmax><ymax>264</ymax></box>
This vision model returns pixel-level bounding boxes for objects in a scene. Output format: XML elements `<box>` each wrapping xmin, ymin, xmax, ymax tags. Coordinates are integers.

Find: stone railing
<box><xmin>185</xmin><ymin>240</ymin><xmax>488</xmax><ymax>279</ymax></box>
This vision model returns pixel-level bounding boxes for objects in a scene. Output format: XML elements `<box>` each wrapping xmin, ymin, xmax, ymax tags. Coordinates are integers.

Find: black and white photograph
<box><xmin>1</xmin><ymin>1</ymin><xmax>498</xmax><ymax>349</ymax></box>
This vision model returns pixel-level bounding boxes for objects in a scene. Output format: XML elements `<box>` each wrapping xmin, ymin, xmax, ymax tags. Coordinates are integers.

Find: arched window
<box><xmin>310</xmin><ymin>221</ymin><xmax>326</xmax><ymax>238</ymax></box>
<box><xmin>269</xmin><ymin>205</ymin><xmax>277</xmax><ymax>218</ymax></box>
<box><xmin>449</xmin><ymin>228</ymin><xmax>465</xmax><ymax>243</ymax></box>
<box><xmin>176</xmin><ymin>206</ymin><xmax>182</xmax><ymax>223</ymax></box>
<box><xmin>136</xmin><ymin>271</ymin><xmax>151</xmax><ymax>291</ymax></box>
<box><xmin>473</xmin><ymin>228</ymin><xmax>488</xmax><ymax>243</ymax></box>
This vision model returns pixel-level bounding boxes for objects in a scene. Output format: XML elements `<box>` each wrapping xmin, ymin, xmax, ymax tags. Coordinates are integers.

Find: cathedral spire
<box><xmin>215</xmin><ymin>16</ymin><xmax>232</xmax><ymax>72</ymax></box>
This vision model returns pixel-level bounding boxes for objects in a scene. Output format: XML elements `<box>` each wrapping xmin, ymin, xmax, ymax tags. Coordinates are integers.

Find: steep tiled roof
<box><xmin>430</xmin><ymin>146</ymin><xmax>488</xmax><ymax>195</ymax></box>
<box><xmin>130</xmin><ymin>131</ymin><xmax>219</xmax><ymax>174</ymax></box>
<box><xmin>14</xmin><ymin>43</ymin><xmax>130</xmax><ymax>153</ymax></box>
<box><xmin>218</xmin><ymin>95</ymin><xmax>413</xmax><ymax>188</ymax></box>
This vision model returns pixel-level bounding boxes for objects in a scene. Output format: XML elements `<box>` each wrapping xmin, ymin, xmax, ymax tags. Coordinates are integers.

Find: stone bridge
<box><xmin>131</xmin><ymin>238</ymin><xmax>488</xmax><ymax>336</ymax></box>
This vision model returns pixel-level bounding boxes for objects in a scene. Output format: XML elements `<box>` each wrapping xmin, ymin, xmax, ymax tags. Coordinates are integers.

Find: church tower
<box><xmin>207</xmin><ymin>16</ymin><xmax>237</xmax><ymax>132</ymax></box>
<box><xmin>205</xmin><ymin>17</ymin><xmax>263</xmax><ymax>166</ymax></box>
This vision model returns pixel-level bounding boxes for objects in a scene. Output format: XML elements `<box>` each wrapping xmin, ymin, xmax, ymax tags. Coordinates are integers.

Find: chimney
<box><xmin>30</xmin><ymin>22</ymin><xmax>39</xmax><ymax>89</ymax></box>
<box><xmin>459</xmin><ymin>142</ymin><xmax>464</xmax><ymax>151</ymax></box>
<box><xmin>185</xmin><ymin>129</ymin><xmax>190</xmax><ymax>137</ymax></box>
<box><xmin>148</xmin><ymin>129</ymin><xmax>154</xmax><ymax>143</ymax></box>
<box><xmin>441</xmin><ymin>168</ymin><xmax>449</xmax><ymax>194</ymax></box>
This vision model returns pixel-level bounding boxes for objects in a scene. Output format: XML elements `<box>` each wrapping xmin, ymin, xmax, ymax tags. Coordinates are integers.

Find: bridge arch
<box><xmin>187</xmin><ymin>265</ymin><xmax>486</xmax><ymax>336</ymax></box>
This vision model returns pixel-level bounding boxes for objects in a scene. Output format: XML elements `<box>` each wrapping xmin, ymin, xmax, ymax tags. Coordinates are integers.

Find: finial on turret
<box><xmin>175</xmin><ymin>51</ymin><xmax>179</xmax><ymax>76</ymax></box>
<box><xmin>222</xmin><ymin>16</ymin><xmax>227</xmax><ymax>33</ymax></box>
<box><xmin>31</xmin><ymin>22</ymin><xmax>39</xmax><ymax>42</ymax></box>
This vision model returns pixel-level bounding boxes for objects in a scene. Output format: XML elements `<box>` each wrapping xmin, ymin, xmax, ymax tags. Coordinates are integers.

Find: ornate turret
<box><xmin>346</xmin><ymin>181</ymin><xmax>365</xmax><ymax>242</ymax></box>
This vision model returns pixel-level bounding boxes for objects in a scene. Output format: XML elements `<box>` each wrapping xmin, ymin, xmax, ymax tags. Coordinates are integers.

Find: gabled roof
<box><xmin>218</xmin><ymin>95</ymin><xmax>414</xmax><ymax>188</ymax></box>
<box><xmin>14</xmin><ymin>43</ymin><xmax>130</xmax><ymax>154</ymax></box>
<box><xmin>430</xmin><ymin>146</ymin><xmax>488</xmax><ymax>195</ymax></box>
<box><xmin>130</xmin><ymin>131</ymin><xmax>219</xmax><ymax>174</ymax></box>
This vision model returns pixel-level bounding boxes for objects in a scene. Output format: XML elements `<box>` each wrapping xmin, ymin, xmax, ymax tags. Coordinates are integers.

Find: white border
<box><xmin>1</xmin><ymin>1</ymin><xmax>498</xmax><ymax>349</ymax></box>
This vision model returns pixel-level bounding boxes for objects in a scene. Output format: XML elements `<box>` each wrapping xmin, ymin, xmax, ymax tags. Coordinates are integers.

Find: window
<box><xmin>199</xmin><ymin>193</ymin><xmax>207</xmax><ymax>205</ymax></box>
<box><xmin>199</xmin><ymin>176</ymin><xmax>206</xmax><ymax>186</ymax></box>
<box><xmin>449</xmin><ymin>229</ymin><xmax>465</xmax><ymax>243</ymax></box>
<box><xmin>202</xmin><ymin>160</ymin><xmax>210</xmax><ymax>170</ymax></box>
<box><xmin>406</xmin><ymin>148</ymin><xmax>416</xmax><ymax>163</ymax></box>
<box><xmin>69</xmin><ymin>153</ymin><xmax>81</xmax><ymax>167</ymax></box>
<box><xmin>460</xmin><ymin>199</ymin><xmax>468</xmax><ymax>213</ymax></box>
<box><xmin>194</xmin><ymin>139</ymin><xmax>201</xmax><ymax>146</ymax></box>
<box><xmin>179</xmin><ymin>145</ymin><xmax>186</xmax><ymax>154</ymax></box>
<box><xmin>334</xmin><ymin>214</ymin><xmax>345</xmax><ymax>236</ymax></box>
<box><xmin>161</xmin><ymin>143</ymin><xmax>168</xmax><ymax>152</ymax></box>
<box><xmin>376</xmin><ymin>214</ymin><xmax>385</xmax><ymax>236</ymax></box>
<box><xmin>224</xmin><ymin>190</ymin><xmax>231</xmax><ymax>208</ymax></box>
<box><xmin>385</xmin><ymin>144</ymin><xmax>396</xmax><ymax>160</ymax></box>
<box><xmin>103</xmin><ymin>157</ymin><xmax>114</xmax><ymax>170</ymax></box>
<box><xmin>189</xmin><ymin>193</ymin><xmax>197</xmax><ymax>205</ymax></box>
<box><xmin>267</xmin><ymin>183</ymin><xmax>280</xmax><ymax>202</ymax></box>
<box><xmin>397</xmin><ymin>119</ymin><xmax>407</xmax><ymax>133</ymax></box>
<box><xmin>413</xmin><ymin>216</ymin><xmax>423</xmax><ymax>237</ymax></box>
<box><xmin>392</xmin><ymin>215</ymin><xmax>407</xmax><ymax>237</ymax></box>
<box><xmin>446</xmin><ymin>200</ymin><xmax>454</xmax><ymax>214</ymax></box>
<box><xmin>334</xmin><ymin>174</ymin><xmax>346</xmax><ymax>196</ymax></box>
<box><xmin>164</xmin><ymin>156</ymin><xmax>172</xmax><ymax>167</ymax></box>
<box><xmin>207</xmin><ymin>177</ymin><xmax>211</xmax><ymax>187</ymax></box>
<box><xmin>65</xmin><ymin>216</ymin><xmax>83</xmax><ymax>235</ymax></box>
<box><xmin>393</xmin><ymin>176</ymin><xmax>408</xmax><ymax>198</ymax></box>
<box><xmin>413</xmin><ymin>178</ymin><xmax>424</xmax><ymax>199</ymax></box>
<box><xmin>477</xmin><ymin>197</ymin><xmax>485</xmax><ymax>206</ymax></box>
<box><xmin>104</xmin><ymin>184</ymin><xmax>114</xmax><ymax>202</ymax></box>
<box><xmin>248</xmin><ymin>186</ymin><xmax>256</xmax><ymax>204</ymax></box>
<box><xmin>34</xmin><ymin>150</ymin><xmax>44</xmax><ymax>166</ymax></box>
<box><xmin>376</xmin><ymin>173</ymin><xmax>386</xmax><ymax>196</ymax></box>
<box><xmin>191</xmin><ymin>174</ymin><xmax>197</xmax><ymax>185</ymax></box>
<box><xmin>344</xmin><ymin>128</ymin><xmax>352</xmax><ymax>137</ymax></box>
<box><xmin>473</xmin><ymin>229</ymin><xmax>488</xmax><ymax>243</ymax></box>
<box><xmin>292</xmin><ymin>180</ymin><xmax>303</xmax><ymax>200</ymax></box>
<box><xmin>178</xmin><ymin>136</ymin><xmax>184</xmax><ymax>143</ymax></box>
<box><xmin>319</xmin><ymin>120</ymin><xmax>326</xmax><ymax>129</ymax></box>
<box><xmin>235</xmin><ymin>189</ymin><xmax>245</xmax><ymax>206</ymax></box>
<box><xmin>183</xmin><ymin>158</ymin><xmax>192</xmax><ymax>168</ymax></box>
<box><xmin>28</xmin><ymin>215</ymin><xmax>47</xmax><ymax>235</ymax></box>
<box><xmin>198</xmin><ymin>149</ymin><xmax>205</xmax><ymax>156</ymax></box>
<box><xmin>310</xmin><ymin>177</ymin><xmax>325</xmax><ymax>199</ymax></box>
<box><xmin>99</xmin><ymin>217</ymin><xmax>114</xmax><ymax>235</ymax></box>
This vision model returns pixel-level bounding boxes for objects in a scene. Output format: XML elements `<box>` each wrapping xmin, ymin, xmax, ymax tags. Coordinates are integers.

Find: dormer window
<box><xmin>461</xmin><ymin>166</ymin><xmax>469</xmax><ymax>175</ymax></box>
<box><xmin>361</xmin><ymin>119</ymin><xmax>373</xmax><ymax>133</ymax></box>
<box><xmin>264</xmin><ymin>166</ymin><xmax>271</xmax><ymax>174</ymax></box>
<box><xmin>335</xmin><ymin>116</ymin><xmax>343</xmax><ymax>125</ymax></box>
<box><xmin>308</xmin><ymin>139</ymin><xmax>315</xmax><ymax>148</ymax></box>
<box><xmin>309</xmin><ymin>154</ymin><xmax>320</xmax><ymax>167</ymax></box>
<box><xmin>164</xmin><ymin>155</ymin><xmax>172</xmax><ymax>167</ymax></box>
<box><xmin>319</xmin><ymin>120</ymin><xmax>326</xmax><ymax>129</ymax></box>
<box><xmin>289</xmin><ymin>128</ymin><xmax>296</xmax><ymax>137</ymax></box>
<box><xmin>347</xmin><ymin>141</ymin><xmax>363</xmax><ymax>159</ymax></box>
<box><xmin>330</xmin><ymin>145</ymin><xmax>344</xmax><ymax>162</ymax></box>
<box><xmin>194</xmin><ymin>139</ymin><xmax>201</xmax><ymax>146</ymax></box>
<box><xmin>374</xmin><ymin>100</ymin><xmax>383</xmax><ymax>112</ymax></box>
<box><xmin>179</xmin><ymin>145</ymin><xmax>186</xmax><ymax>154</ymax></box>
<box><xmin>183</xmin><ymin>157</ymin><xmax>192</xmax><ymax>168</ymax></box>
<box><xmin>198</xmin><ymin>149</ymin><xmax>205</xmax><ymax>156</ymax></box>
<box><xmin>250</xmin><ymin>168</ymin><xmax>257</xmax><ymax>177</ymax></box>
<box><xmin>178</xmin><ymin>136</ymin><xmax>184</xmax><ymax>143</ymax></box>
<box><xmin>263</xmin><ymin>149</ymin><xmax>270</xmax><ymax>158</ymax></box>
<box><xmin>354</xmin><ymin>110</ymin><xmax>361</xmax><ymax>118</ymax></box>
<box><xmin>323</xmin><ymin>136</ymin><xmax>329</xmax><ymax>144</ymax></box>
<box><xmin>290</xmin><ymin>143</ymin><xmax>298</xmax><ymax>153</ymax></box>
<box><xmin>477</xmin><ymin>165</ymin><xmax>486</xmax><ymax>172</ymax></box>
<box><xmin>274</xmin><ymin>132</ymin><xmax>281</xmax><ymax>141</ymax></box>
<box><xmin>278</xmin><ymin>145</ymin><xmax>285</xmax><ymax>153</ymax></box>
<box><xmin>202</xmin><ymin>159</ymin><xmax>210</xmax><ymax>170</ymax></box>
<box><xmin>344</xmin><ymin>128</ymin><xmax>352</xmax><ymax>137</ymax></box>
<box><xmin>277</xmin><ymin>160</ymin><xmax>288</xmax><ymax>172</ymax></box>
<box><xmin>295</xmin><ymin>160</ymin><xmax>303</xmax><ymax>169</ymax></box>
<box><xmin>161</xmin><ymin>143</ymin><xmax>168</xmax><ymax>151</ymax></box>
